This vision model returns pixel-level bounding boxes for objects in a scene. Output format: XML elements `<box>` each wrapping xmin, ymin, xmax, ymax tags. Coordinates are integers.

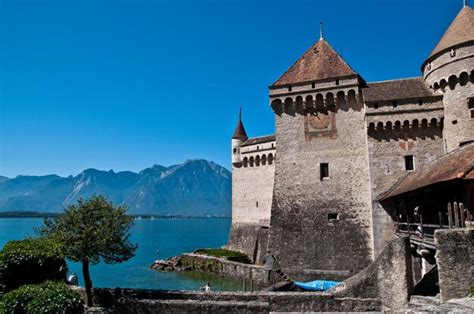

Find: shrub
<box><xmin>0</xmin><ymin>281</ymin><xmax>83</xmax><ymax>314</ymax></box>
<box><xmin>194</xmin><ymin>248</ymin><xmax>251</xmax><ymax>264</ymax></box>
<box><xmin>0</xmin><ymin>238</ymin><xmax>66</xmax><ymax>295</ymax></box>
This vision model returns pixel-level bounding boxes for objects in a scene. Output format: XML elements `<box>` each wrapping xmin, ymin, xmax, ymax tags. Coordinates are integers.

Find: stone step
<box><xmin>137</xmin><ymin>299</ymin><xmax>270</xmax><ymax>313</ymax></box>
<box><xmin>409</xmin><ymin>295</ymin><xmax>440</xmax><ymax>306</ymax></box>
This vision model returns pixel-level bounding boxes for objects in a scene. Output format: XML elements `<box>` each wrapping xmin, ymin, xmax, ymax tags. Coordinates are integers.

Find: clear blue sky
<box><xmin>0</xmin><ymin>0</ymin><xmax>464</xmax><ymax>177</ymax></box>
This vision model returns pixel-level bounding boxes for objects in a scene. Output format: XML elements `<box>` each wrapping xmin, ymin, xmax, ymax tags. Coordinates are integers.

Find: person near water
<box><xmin>67</xmin><ymin>272</ymin><xmax>78</xmax><ymax>286</ymax></box>
<box><xmin>263</xmin><ymin>251</ymin><xmax>275</xmax><ymax>281</ymax></box>
<box><xmin>201</xmin><ymin>282</ymin><xmax>211</xmax><ymax>292</ymax></box>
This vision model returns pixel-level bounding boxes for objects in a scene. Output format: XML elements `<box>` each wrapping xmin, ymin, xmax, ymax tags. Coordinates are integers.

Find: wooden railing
<box><xmin>395</xmin><ymin>202</ymin><xmax>471</xmax><ymax>249</ymax></box>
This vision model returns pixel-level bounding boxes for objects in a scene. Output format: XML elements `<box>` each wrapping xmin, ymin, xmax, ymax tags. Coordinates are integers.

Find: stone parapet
<box><xmin>435</xmin><ymin>228</ymin><xmax>474</xmax><ymax>302</ymax></box>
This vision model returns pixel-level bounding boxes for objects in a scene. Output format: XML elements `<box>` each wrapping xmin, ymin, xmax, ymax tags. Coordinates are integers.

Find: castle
<box><xmin>227</xmin><ymin>4</ymin><xmax>474</xmax><ymax>280</ymax></box>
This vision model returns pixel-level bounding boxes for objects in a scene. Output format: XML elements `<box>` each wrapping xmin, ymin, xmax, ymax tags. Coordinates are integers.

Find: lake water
<box><xmin>0</xmin><ymin>217</ymin><xmax>244</xmax><ymax>291</ymax></box>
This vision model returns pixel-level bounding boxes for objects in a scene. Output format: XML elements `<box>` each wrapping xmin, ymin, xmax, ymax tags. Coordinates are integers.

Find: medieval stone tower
<box><xmin>422</xmin><ymin>5</ymin><xmax>474</xmax><ymax>152</ymax></box>
<box><xmin>227</xmin><ymin>3</ymin><xmax>473</xmax><ymax>281</ymax></box>
<box><xmin>267</xmin><ymin>37</ymin><xmax>374</xmax><ymax>279</ymax></box>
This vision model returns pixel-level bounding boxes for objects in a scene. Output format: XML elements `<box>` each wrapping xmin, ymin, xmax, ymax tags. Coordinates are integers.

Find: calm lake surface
<box><xmin>0</xmin><ymin>217</ymin><xmax>244</xmax><ymax>291</ymax></box>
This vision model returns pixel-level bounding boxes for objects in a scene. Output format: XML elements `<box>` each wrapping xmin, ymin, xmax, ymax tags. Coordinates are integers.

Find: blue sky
<box><xmin>0</xmin><ymin>0</ymin><xmax>464</xmax><ymax>177</ymax></box>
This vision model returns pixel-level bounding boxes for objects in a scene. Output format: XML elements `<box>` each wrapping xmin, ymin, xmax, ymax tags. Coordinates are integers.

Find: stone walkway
<box><xmin>407</xmin><ymin>296</ymin><xmax>474</xmax><ymax>312</ymax></box>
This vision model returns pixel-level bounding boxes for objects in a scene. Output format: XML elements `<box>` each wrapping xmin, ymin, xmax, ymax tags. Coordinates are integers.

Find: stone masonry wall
<box><xmin>366</xmin><ymin>99</ymin><xmax>445</xmax><ymax>255</ymax></box>
<box><xmin>330</xmin><ymin>236</ymin><xmax>413</xmax><ymax>311</ymax></box>
<box><xmin>268</xmin><ymin>90</ymin><xmax>374</xmax><ymax>279</ymax></box>
<box><xmin>89</xmin><ymin>288</ymin><xmax>382</xmax><ymax>313</ymax></box>
<box><xmin>435</xmin><ymin>228</ymin><xmax>473</xmax><ymax>303</ymax></box>
<box><xmin>228</xmin><ymin>152</ymin><xmax>274</xmax><ymax>258</ymax></box>
<box><xmin>423</xmin><ymin>45</ymin><xmax>474</xmax><ymax>152</ymax></box>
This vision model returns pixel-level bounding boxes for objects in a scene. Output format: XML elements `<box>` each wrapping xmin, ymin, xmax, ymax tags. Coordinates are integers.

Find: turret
<box><xmin>232</xmin><ymin>108</ymin><xmax>248</xmax><ymax>165</ymax></box>
<box><xmin>422</xmin><ymin>4</ymin><xmax>474</xmax><ymax>152</ymax></box>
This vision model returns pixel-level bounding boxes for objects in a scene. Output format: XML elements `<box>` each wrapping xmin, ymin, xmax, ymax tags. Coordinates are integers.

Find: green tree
<box><xmin>41</xmin><ymin>196</ymin><xmax>137</xmax><ymax>307</ymax></box>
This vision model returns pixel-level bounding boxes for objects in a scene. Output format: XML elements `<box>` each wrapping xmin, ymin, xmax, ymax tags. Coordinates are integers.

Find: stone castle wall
<box><xmin>365</xmin><ymin>97</ymin><xmax>446</xmax><ymax>254</ymax></box>
<box><xmin>227</xmin><ymin>141</ymin><xmax>275</xmax><ymax>259</ymax></box>
<box><xmin>423</xmin><ymin>45</ymin><xmax>474</xmax><ymax>152</ymax></box>
<box><xmin>268</xmin><ymin>90</ymin><xmax>374</xmax><ymax>279</ymax></box>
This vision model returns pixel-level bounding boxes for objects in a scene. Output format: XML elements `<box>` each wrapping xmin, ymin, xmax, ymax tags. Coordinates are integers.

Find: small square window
<box><xmin>335</xmin><ymin>79</ymin><xmax>340</xmax><ymax>85</ymax></box>
<box><xmin>312</xmin><ymin>83</ymin><xmax>315</xmax><ymax>88</ymax></box>
<box><xmin>288</xmin><ymin>86</ymin><xmax>292</xmax><ymax>92</ymax></box>
<box><xmin>393</xmin><ymin>101</ymin><xmax>398</xmax><ymax>108</ymax></box>
<box><xmin>233</xmin><ymin>148</ymin><xmax>237</xmax><ymax>153</ymax></box>
<box><xmin>328</xmin><ymin>213</ymin><xmax>340</xmax><ymax>221</ymax></box>
<box><xmin>320</xmin><ymin>163</ymin><xmax>329</xmax><ymax>180</ymax></box>
<box><xmin>405</xmin><ymin>155</ymin><xmax>414</xmax><ymax>171</ymax></box>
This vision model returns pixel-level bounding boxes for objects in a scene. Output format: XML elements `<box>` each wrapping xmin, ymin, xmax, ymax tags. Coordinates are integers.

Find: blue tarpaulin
<box><xmin>293</xmin><ymin>280</ymin><xmax>340</xmax><ymax>291</ymax></box>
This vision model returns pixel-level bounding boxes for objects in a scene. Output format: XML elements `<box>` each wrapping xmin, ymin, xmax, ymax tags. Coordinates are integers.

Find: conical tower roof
<box><xmin>232</xmin><ymin>109</ymin><xmax>248</xmax><ymax>141</ymax></box>
<box><xmin>271</xmin><ymin>38</ymin><xmax>359</xmax><ymax>87</ymax></box>
<box><xmin>426</xmin><ymin>5</ymin><xmax>474</xmax><ymax>61</ymax></box>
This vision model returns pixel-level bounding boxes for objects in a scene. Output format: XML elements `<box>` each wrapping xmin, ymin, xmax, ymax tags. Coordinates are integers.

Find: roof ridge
<box><xmin>367</xmin><ymin>76</ymin><xmax>422</xmax><ymax>85</ymax></box>
<box><xmin>246</xmin><ymin>134</ymin><xmax>275</xmax><ymax>140</ymax></box>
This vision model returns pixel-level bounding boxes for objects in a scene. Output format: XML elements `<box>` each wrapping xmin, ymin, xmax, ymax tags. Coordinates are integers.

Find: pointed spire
<box><xmin>426</xmin><ymin>4</ymin><xmax>474</xmax><ymax>60</ymax></box>
<box><xmin>271</xmin><ymin>38</ymin><xmax>359</xmax><ymax>87</ymax></box>
<box><xmin>232</xmin><ymin>107</ymin><xmax>248</xmax><ymax>141</ymax></box>
<box><xmin>319</xmin><ymin>20</ymin><xmax>324</xmax><ymax>40</ymax></box>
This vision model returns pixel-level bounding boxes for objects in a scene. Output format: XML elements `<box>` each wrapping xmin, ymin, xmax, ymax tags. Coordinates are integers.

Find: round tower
<box><xmin>422</xmin><ymin>4</ymin><xmax>474</xmax><ymax>152</ymax></box>
<box><xmin>231</xmin><ymin>108</ymin><xmax>248</xmax><ymax>165</ymax></box>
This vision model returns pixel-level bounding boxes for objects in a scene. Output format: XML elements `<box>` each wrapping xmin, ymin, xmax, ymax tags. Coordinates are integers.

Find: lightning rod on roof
<box><xmin>239</xmin><ymin>106</ymin><xmax>242</xmax><ymax>121</ymax></box>
<box><xmin>319</xmin><ymin>20</ymin><xmax>324</xmax><ymax>40</ymax></box>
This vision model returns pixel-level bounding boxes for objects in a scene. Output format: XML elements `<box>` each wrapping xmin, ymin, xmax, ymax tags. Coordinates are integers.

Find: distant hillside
<box><xmin>0</xmin><ymin>160</ymin><xmax>231</xmax><ymax>216</ymax></box>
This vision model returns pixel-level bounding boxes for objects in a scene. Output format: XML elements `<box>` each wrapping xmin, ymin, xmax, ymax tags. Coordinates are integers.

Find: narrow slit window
<box><xmin>320</xmin><ymin>163</ymin><xmax>329</xmax><ymax>180</ymax></box>
<box><xmin>256</xmin><ymin>201</ymin><xmax>259</xmax><ymax>208</ymax></box>
<box><xmin>404</xmin><ymin>155</ymin><xmax>414</xmax><ymax>171</ymax></box>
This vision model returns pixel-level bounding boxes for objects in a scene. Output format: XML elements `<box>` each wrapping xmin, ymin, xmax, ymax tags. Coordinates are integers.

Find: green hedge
<box><xmin>194</xmin><ymin>248</ymin><xmax>251</xmax><ymax>264</ymax></box>
<box><xmin>0</xmin><ymin>238</ymin><xmax>66</xmax><ymax>295</ymax></box>
<box><xmin>0</xmin><ymin>281</ymin><xmax>83</xmax><ymax>314</ymax></box>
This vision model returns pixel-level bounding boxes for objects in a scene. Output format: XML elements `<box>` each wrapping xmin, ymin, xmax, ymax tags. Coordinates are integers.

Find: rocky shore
<box><xmin>150</xmin><ymin>255</ymin><xmax>190</xmax><ymax>272</ymax></box>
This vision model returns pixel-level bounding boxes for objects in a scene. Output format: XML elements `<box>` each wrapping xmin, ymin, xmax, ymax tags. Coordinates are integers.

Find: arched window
<box><xmin>421</xmin><ymin>119</ymin><xmax>428</xmax><ymax>129</ymax></box>
<box><xmin>271</xmin><ymin>99</ymin><xmax>283</xmax><ymax>115</ymax></box>
<box><xmin>243</xmin><ymin>157</ymin><xmax>248</xmax><ymax>167</ymax></box>
<box><xmin>448</xmin><ymin>75</ymin><xmax>457</xmax><ymax>90</ymax></box>
<box><xmin>249</xmin><ymin>156</ymin><xmax>254</xmax><ymax>167</ymax></box>
<box><xmin>268</xmin><ymin>153</ymin><xmax>274</xmax><ymax>165</ymax></box>
<box><xmin>261</xmin><ymin>154</ymin><xmax>267</xmax><ymax>165</ymax></box>
<box><xmin>255</xmin><ymin>155</ymin><xmax>260</xmax><ymax>166</ymax></box>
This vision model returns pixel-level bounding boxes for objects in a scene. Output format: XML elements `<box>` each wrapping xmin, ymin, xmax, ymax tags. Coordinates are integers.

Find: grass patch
<box><xmin>194</xmin><ymin>248</ymin><xmax>251</xmax><ymax>264</ymax></box>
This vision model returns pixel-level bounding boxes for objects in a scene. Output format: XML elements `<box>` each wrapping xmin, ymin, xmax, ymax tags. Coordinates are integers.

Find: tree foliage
<box><xmin>0</xmin><ymin>238</ymin><xmax>66</xmax><ymax>295</ymax></box>
<box><xmin>41</xmin><ymin>195</ymin><xmax>137</xmax><ymax>265</ymax></box>
<box><xmin>0</xmin><ymin>281</ymin><xmax>83</xmax><ymax>314</ymax></box>
<box><xmin>40</xmin><ymin>195</ymin><xmax>137</xmax><ymax>306</ymax></box>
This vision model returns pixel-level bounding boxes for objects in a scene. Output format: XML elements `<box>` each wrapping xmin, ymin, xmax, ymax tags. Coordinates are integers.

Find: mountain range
<box><xmin>0</xmin><ymin>160</ymin><xmax>231</xmax><ymax>216</ymax></box>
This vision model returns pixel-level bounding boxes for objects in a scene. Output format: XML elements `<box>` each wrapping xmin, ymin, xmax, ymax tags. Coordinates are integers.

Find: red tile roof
<box><xmin>425</xmin><ymin>5</ymin><xmax>474</xmax><ymax>63</ymax></box>
<box><xmin>241</xmin><ymin>135</ymin><xmax>275</xmax><ymax>147</ymax></box>
<box><xmin>363</xmin><ymin>77</ymin><xmax>440</xmax><ymax>102</ymax></box>
<box><xmin>232</xmin><ymin>120</ymin><xmax>248</xmax><ymax>141</ymax></box>
<box><xmin>271</xmin><ymin>38</ymin><xmax>358</xmax><ymax>87</ymax></box>
<box><xmin>380</xmin><ymin>143</ymin><xmax>474</xmax><ymax>200</ymax></box>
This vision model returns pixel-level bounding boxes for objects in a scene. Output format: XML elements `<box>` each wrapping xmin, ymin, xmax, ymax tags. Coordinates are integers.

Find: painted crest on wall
<box><xmin>304</xmin><ymin>108</ymin><xmax>337</xmax><ymax>139</ymax></box>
